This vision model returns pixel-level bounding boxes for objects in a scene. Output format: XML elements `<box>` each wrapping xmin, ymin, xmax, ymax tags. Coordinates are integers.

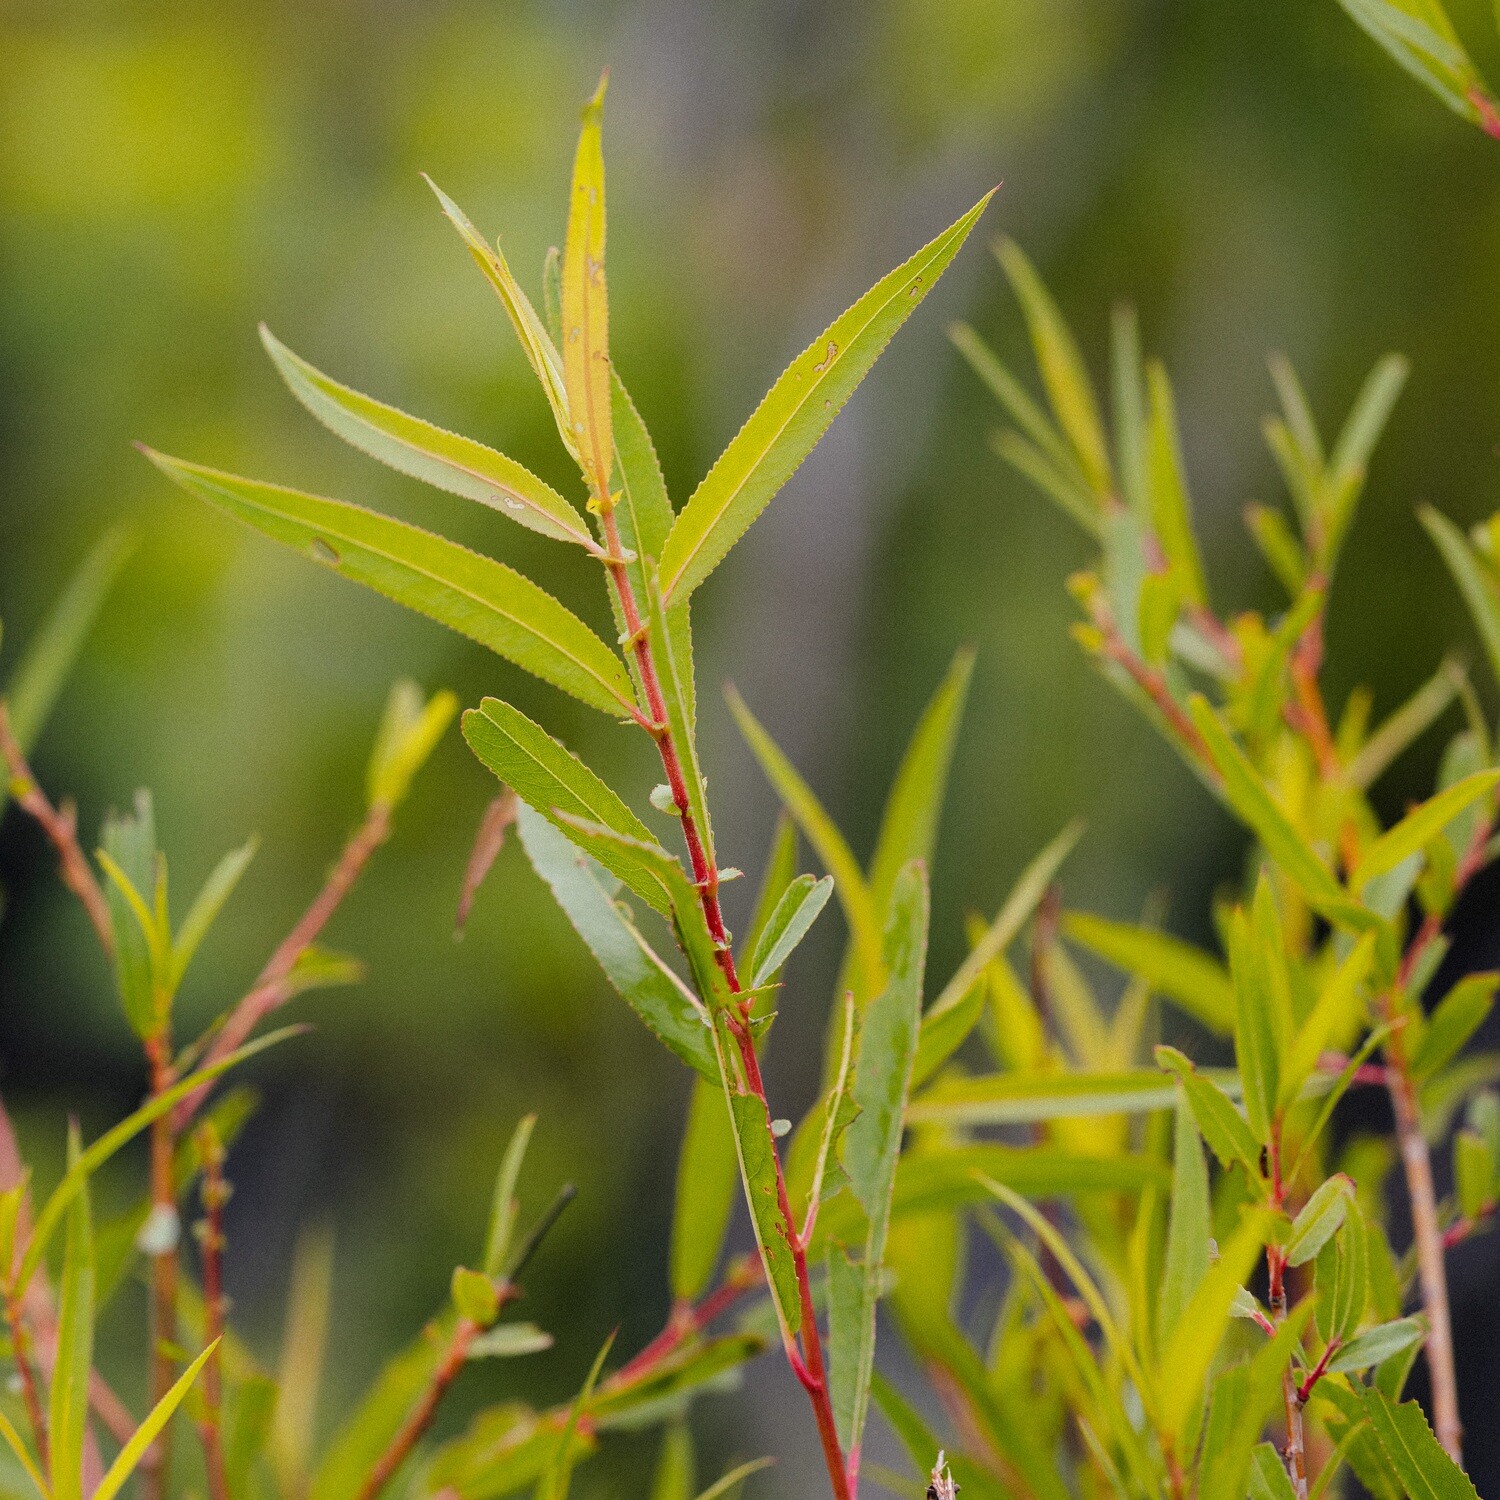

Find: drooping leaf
<box><xmin>1156</xmin><ymin>1046</ymin><xmax>1263</xmax><ymax>1177</ymax></box>
<box><xmin>561</xmin><ymin>76</ymin><xmax>613</xmax><ymax>501</ymax></box>
<box><xmin>659</xmin><ymin>191</ymin><xmax>995</xmax><ymax>602</ymax></box>
<box><xmin>1063</xmin><ymin>911</ymin><xmax>1234</xmax><ymax>1036</ymax></box>
<box><xmin>515</xmin><ymin>806</ymin><xmax>717</xmax><ymax>1079</ymax></box>
<box><xmin>1422</xmin><ymin>506</ymin><xmax>1500</xmax><ymax>693</ymax></box>
<box><xmin>463</xmin><ymin>697</ymin><xmax>671</xmax><ymax>911</ymax></box>
<box><xmin>909</xmin><ymin>1066</ymin><xmax>1214</xmax><ymax>1126</ymax></box>
<box><xmin>142</xmin><ymin>451</ymin><xmax>635</xmax><ymax>719</ymax></box>
<box><xmin>259</xmin><ymin>328</ymin><xmax>593</xmax><ymax>548</ymax></box>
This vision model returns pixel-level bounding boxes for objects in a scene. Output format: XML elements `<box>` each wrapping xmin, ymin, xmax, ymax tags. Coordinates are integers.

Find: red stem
<box><xmin>596</xmin><ymin>509</ymin><xmax>853</xmax><ymax>1500</ymax></box>
<box><xmin>7</xmin><ymin>1293</ymin><xmax>49</xmax><ymax>1476</ymax></box>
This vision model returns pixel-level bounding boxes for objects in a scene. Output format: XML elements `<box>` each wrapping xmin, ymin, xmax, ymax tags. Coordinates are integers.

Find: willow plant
<box><xmin>138</xmin><ymin>75</ymin><xmax>1001</xmax><ymax>1500</ymax></box>
<box><xmin>885</xmin><ymin>240</ymin><xmax>1500</xmax><ymax>1497</ymax></box>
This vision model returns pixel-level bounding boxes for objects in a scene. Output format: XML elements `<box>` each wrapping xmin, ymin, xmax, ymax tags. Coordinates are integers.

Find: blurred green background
<box><xmin>5</xmin><ymin>0</ymin><xmax>1500</xmax><ymax>1492</ymax></box>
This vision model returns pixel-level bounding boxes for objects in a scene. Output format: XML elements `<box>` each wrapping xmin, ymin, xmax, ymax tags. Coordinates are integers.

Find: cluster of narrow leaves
<box><xmin>877</xmin><ymin>242</ymin><xmax>1500</xmax><ymax>1497</ymax></box>
<box><xmin>141</xmin><ymin>73</ymin><xmax>1001</xmax><ymax>1500</ymax></box>
<box><xmin>1333</xmin><ymin>0</ymin><xmax>1500</xmax><ymax>138</ymax></box>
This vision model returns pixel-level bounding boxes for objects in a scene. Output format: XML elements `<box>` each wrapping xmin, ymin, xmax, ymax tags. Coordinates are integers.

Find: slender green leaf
<box><xmin>910</xmin><ymin>1066</ymin><xmax>1221</xmax><ymax>1125</ymax></box>
<box><xmin>1351</xmin><ymin>770</ymin><xmax>1500</xmax><ymax>892</ymax></box>
<box><xmin>830</xmin><ymin>864</ymin><xmax>929</xmax><ymax>1457</ymax></box>
<box><xmin>366</xmin><ymin>680</ymin><xmax>457</xmax><ymax>813</ymax></box>
<box><xmin>515</xmin><ymin>806</ymin><xmax>716</xmax><ymax>1078</ymax></box>
<box><xmin>0</xmin><ymin>1406</ymin><xmax>47</xmax><ymax>1500</ymax></box>
<box><xmin>1231</xmin><ymin>907</ymin><xmax>1280</xmax><ymax>1145</ymax></box>
<box><xmin>1159</xmin><ymin>1100</ymin><xmax>1210</xmax><ymax>1344</ymax></box>
<box><xmin>259</xmin><ymin>328</ymin><xmax>593</xmax><ymax>548</ymax></box>
<box><xmin>1329</xmin><ymin>1318</ymin><xmax>1426</xmax><ymax>1375</ymax></box>
<box><xmin>691</xmin><ymin>1458</ymin><xmax>774</xmax><ymax>1500</ymax></box>
<box><xmin>1360</xmin><ymin>1387</ymin><xmax>1480</xmax><ymax>1500</ymax></box>
<box><xmin>1286</xmin><ymin>1175</ymin><xmax>1353</xmax><ymax>1266</ymax></box>
<box><xmin>1422</xmin><ymin>506</ymin><xmax>1500</xmax><ymax>692</ymax></box>
<box><xmin>1248</xmin><ymin>1443</ymin><xmax>1299</xmax><ymax>1500</ymax></box>
<box><xmin>1</xmin><ymin>527</ymin><xmax>132</xmax><ymax>812</ymax></box>
<box><xmin>1282</xmin><ymin>930</ymin><xmax>1377</xmax><ymax>1105</ymax></box>
<box><xmin>1346</xmin><ymin>657</ymin><xmax>1465</xmax><ymax>792</ymax></box>
<box><xmin>463</xmin><ymin>697</ymin><xmax>670</xmax><ymax>912</ymax></box>
<box><xmin>1145</xmin><ymin>361</ymin><xmax>1208</xmax><ymax>607</ymax></box>
<box><xmin>651</xmin><ymin>1425</ymin><xmax>694</xmax><ymax>1500</ymax></box>
<box><xmin>561</xmin><ymin>76</ymin><xmax>613</xmax><ymax>500</ymax></box>
<box><xmin>483</xmin><ymin>1114</ymin><xmax>537</xmax><ymax>1278</ymax></box>
<box><xmin>171</xmin><ymin>837</ymin><xmax>258</xmax><ymax>992</ymax></box>
<box><xmin>748</xmin><ymin>874</ymin><xmax>833</xmax><ymax>988</ymax></box>
<box><xmin>660</xmin><ymin>192</ymin><xmax>995</xmax><ymax>601</ymax></box>
<box><xmin>1411</xmin><ymin>972</ymin><xmax>1498</xmax><ymax>1081</ymax></box>
<box><xmin>1156</xmin><ymin>1045</ymin><xmax>1264</xmax><ymax>1177</ymax></box>
<box><xmin>142</xmin><ymin>451</ymin><xmax>635</xmax><ymax>719</ymax></box>
<box><xmin>49</xmin><ymin>1146</ymin><xmax>94</xmax><ymax>1500</ymax></box>
<box><xmin>996</xmin><ymin>238</ymin><xmax>1112</xmax><ymax>498</ymax></box>
<box><xmin>100</xmin><ymin>788</ymin><xmax>160</xmax><ymax>1038</ymax></box>
<box><xmin>94</xmin><ymin>1343</ymin><xmax>218</xmax><ymax>1500</ymax></box>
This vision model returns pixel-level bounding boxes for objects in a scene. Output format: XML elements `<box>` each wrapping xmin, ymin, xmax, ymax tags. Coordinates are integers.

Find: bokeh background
<box><xmin>5</xmin><ymin>0</ymin><xmax>1500</xmax><ymax>1493</ymax></box>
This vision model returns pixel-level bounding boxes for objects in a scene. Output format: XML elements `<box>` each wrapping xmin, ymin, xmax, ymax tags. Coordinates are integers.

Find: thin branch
<box><xmin>0</xmin><ymin>702</ymin><xmax>114</xmax><ymax>956</ymax></box>
<box><xmin>593</xmin><ymin>508</ymin><xmax>853</xmax><ymax>1500</ymax></box>
<box><xmin>194</xmin><ymin>1128</ymin><xmax>231</xmax><ymax>1500</ymax></box>
<box><xmin>6</xmin><ymin>1292</ymin><xmax>48</xmax><ymax>1476</ymax></box>
<box><xmin>175</xmin><ymin>802</ymin><xmax>391</xmax><ymax>1130</ymax></box>
<box><xmin>142</xmin><ymin>1033</ymin><xmax>180</xmax><ymax>1500</ymax></box>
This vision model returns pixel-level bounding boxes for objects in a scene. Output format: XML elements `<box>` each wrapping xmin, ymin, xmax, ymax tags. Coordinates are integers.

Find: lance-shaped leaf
<box><xmin>1422</xmin><ymin>505</ymin><xmax>1500</xmax><ymax>692</ymax></box>
<box><xmin>1144</xmin><ymin>361</ymin><xmax>1208</xmax><ymax>608</ymax></box>
<box><xmin>1063</xmin><ymin>910</ymin><xmax>1234</xmax><ymax>1036</ymax></box>
<box><xmin>1412</xmin><ymin>973</ymin><xmax>1499</xmax><ymax>1081</ymax></box>
<box><xmin>101</xmin><ymin>788</ymin><xmax>160</xmax><ymax>1038</ymax></box>
<box><xmin>726</xmin><ymin>685</ymin><xmax>884</xmax><ymax>997</ymax></box>
<box><xmin>1188</xmin><ymin>694</ymin><xmax>1364</xmax><ymax>925</ymax></box>
<box><xmin>829</xmin><ymin>863</ymin><xmax>929</xmax><ymax>1459</ymax></box>
<box><xmin>562</xmin><ymin>76</ymin><xmax>613</xmax><ymax>500</ymax></box>
<box><xmin>142</xmin><ymin>452</ymin><xmax>635</xmax><ymax>719</ymax></box>
<box><xmin>1158</xmin><ymin>1100</ymin><xmax>1210</xmax><ymax>1346</ymax></box>
<box><xmin>1282</xmin><ymin>929</ymin><xmax>1377</xmax><ymax>1106</ymax></box>
<box><xmin>1329</xmin><ymin>1317</ymin><xmax>1425</xmax><ymax>1375</ymax></box>
<box><xmin>1359</xmin><ymin>1387</ymin><xmax>1480</xmax><ymax>1500</ymax></box>
<box><xmin>50</xmin><ymin>1140</ymin><xmax>94</xmax><ymax>1500</ymax></box>
<box><xmin>1</xmin><ymin>527</ymin><xmax>132</xmax><ymax>815</ymax></box>
<box><xmin>1350</xmin><ymin>769</ymin><xmax>1500</xmax><ymax>893</ymax></box>
<box><xmin>713</xmin><ymin>1021</ymin><xmax>802</xmax><ymax>1348</ymax></box>
<box><xmin>1285</xmin><ymin>1175</ymin><xmax>1353</xmax><ymax>1266</ymax></box>
<box><xmin>1230</xmin><ymin>907</ymin><xmax>1280</xmax><ymax>1146</ymax></box>
<box><xmin>1248</xmin><ymin>1444</ymin><xmax>1298</xmax><ymax>1500</ymax></box>
<box><xmin>1336</xmin><ymin>0</ymin><xmax>1494</xmax><ymax>131</ymax></box>
<box><xmin>516</xmin><ymin>806</ymin><xmax>717</xmax><ymax>1079</ymax></box>
<box><xmin>482</xmin><ymin>1113</ymin><xmax>536</xmax><ymax>1278</ymax></box>
<box><xmin>607</xmin><ymin>373</ymin><xmax>691</xmax><ymax>724</ymax></box>
<box><xmin>170</xmin><ymin>836</ymin><xmax>259</xmax><ymax>993</ymax></box>
<box><xmin>670</xmin><ymin>1076</ymin><xmax>739</xmax><ymax>1301</ymax></box>
<box><xmin>909</xmin><ymin>1066</ymin><xmax>1216</xmax><ymax>1125</ymax></box>
<box><xmin>425</xmin><ymin>178</ymin><xmax>573</xmax><ymax>456</ymax></box>
<box><xmin>1156</xmin><ymin>1046</ymin><xmax>1263</xmax><ymax>1177</ymax></box>
<box><xmin>259</xmin><ymin>328</ymin><xmax>594</xmax><ymax>549</ymax></box>
<box><xmin>93</xmin><ymin>1344</ymin><xmax>218</xmax><ymax>1500</ymax></box>
<box><xmin>747</xmin><ymin>874</ymin><xmax>833</xmax><ymax>988</ymax></box>
<box><xmin>367</xmin><ymin>679</ymin><xmax>458</xmax><ymax>813</ymax></box>
<box><xmin>659</xmin><ymin>190</ymin><xmax>995</xmax><ymax>602</ymax></box>
<box><xmin>463</xmin><ymin>697</ymin><xmax>671</xmax><ymax>912</ymax></box>
<box><xmin>995</xmin><ymin>238</ymin><xmax>1112</xmax><ymax>500</ymax></box>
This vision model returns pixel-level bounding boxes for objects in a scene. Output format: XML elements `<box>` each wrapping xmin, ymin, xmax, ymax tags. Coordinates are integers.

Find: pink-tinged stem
<box><xmin>595</xmin><ymin>509</ymin><xmax>853</xmax><ymax>1500</ymax></box>
<box><xmin>195</xmin><ymin>1131</ymin><xmax>231</xmax><ymax>1500</ymax></box>
<box><xmin>0</xmin><ymin>703</ymin><xmax>114</xmax><ymax>957</ymax></box>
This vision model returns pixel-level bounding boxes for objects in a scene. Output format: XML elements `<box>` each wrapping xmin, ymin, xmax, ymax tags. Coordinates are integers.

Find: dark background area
<box><xmin>3</xmin><ymin>0</ymin><xmax>1500</xmax><ymax>1492</ymax></box>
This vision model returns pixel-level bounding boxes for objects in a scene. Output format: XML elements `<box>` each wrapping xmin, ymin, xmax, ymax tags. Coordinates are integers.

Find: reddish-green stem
<box><xmin>6</xmin><ymin>1292</ymin><xmax>49</xmax><ymax>1476</ymax></box>
<box><xmin>143</xmin><ymin>1032</ymin><xmax>179</xmax><ymax>1500</ymax></box>
<box><xmin>195</xmin><ymin>1131</ymin><xmax>231</xmax><ymax>1500</ymax></box>
<box><xmin>596</xmin><ymin>509</ymin><xmax>853</xmax><ymax>1500</ymax></box>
